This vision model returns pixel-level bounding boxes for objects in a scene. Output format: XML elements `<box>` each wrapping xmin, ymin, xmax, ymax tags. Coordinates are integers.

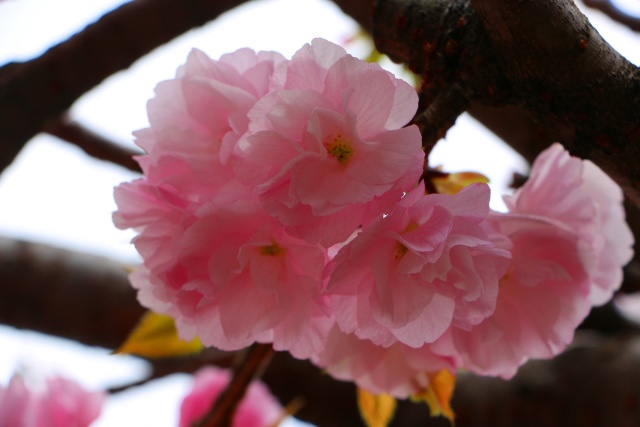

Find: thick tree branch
<box><xmin>372</xmin><ymin>0</ymin><xmax>640</xmax><ymax>208</ymax></box>
<box><xmin>0</xmin><ymin>237</ymin><xmax>144</xmax><ymax>349</ymax></box>
<box><xmin>0</xmin><ymin>0</ymin><xmax>248</xmax><ymax>175</ymax></box>
<box><xmin>331</xmin><ymin>0</ymin><xmax>373</xmax><ymax>33</ymax></box>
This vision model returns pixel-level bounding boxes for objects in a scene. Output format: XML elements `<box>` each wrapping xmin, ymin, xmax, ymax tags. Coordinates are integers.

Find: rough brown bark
<box><xmin>0</xmin><ymin>0</ymin><xmax>248</xmax><ymax>175</ymax></box>
<box><xmin>373</xmin><ymin>0</ymin><xmax>640</xmax><ymax>208</ymax></box>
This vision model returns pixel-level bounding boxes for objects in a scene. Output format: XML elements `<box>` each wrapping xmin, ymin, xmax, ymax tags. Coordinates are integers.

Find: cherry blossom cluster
<box><xmin>114</xmin><ymin>38</ymin><xmax>634</xmax><ymax>398</ymax></box>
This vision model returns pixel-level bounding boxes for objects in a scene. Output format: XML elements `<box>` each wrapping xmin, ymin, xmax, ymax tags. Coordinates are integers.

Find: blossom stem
<box><xmin>193</xmin><ymin>344</ymin><xmax>275</xmax><ymax>427</ymax></box>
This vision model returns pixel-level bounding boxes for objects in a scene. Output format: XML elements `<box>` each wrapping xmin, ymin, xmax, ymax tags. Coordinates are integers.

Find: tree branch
<box><xmin>413</xmin><ymin>84</ymin><xmax>471</xmax><ymax>157</ymax></box>
<box><xmin>0</xmin><ymin>0</ymin><xmax>249</xmax><ymax>175</ymax></box>
<box><xmin>582</xmin><ymin>0</ymin><xmax>640</xmax><ymax>32</ymax></box>
<box><xmin>372</xmin><ymin>0</ymin><xmax>640</xmax><ymax>208</ymax></box>
<box><xmin>331</xmin><ymin>0</ymin><xmax>374</xmax><ymax>33</ymax></box>
<box><xmin>0</xmin><ymin>237</ymin><xmax>144</xmax><ymax>349</ymax></box>
<box><xmin>44</xmin><ymin>117</ymin><xmax>142</xmax><ymax>173</ymax></box>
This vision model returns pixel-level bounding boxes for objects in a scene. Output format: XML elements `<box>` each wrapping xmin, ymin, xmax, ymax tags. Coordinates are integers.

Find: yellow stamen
<box><xmin>260</xmin><ymin>243</ymin><xmax>285</xmax><ymax>256</ymax></box>
<box><xmin>394</xmin><ymin>241</ymin><xmax>408</xmax><ymax>260</ymax></box>
<box><xmin>324</xmin><ymin>134</ymin><xmax>354</xmax><ymax>164</ymax></box>
<box><xmin>393</xmin><ymin>223</ymin><xmax>418</xmax><ymax>261</ymax></box>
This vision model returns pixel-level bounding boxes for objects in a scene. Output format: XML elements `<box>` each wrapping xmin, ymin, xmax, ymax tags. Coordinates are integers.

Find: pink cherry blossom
<box><xmin>179</xmin><ymin>367</ymin><xmax>282</xmax><ymax>427</ymax></box>
<box><xmin>0</xmin><ymin>375</ymin><xmax>32</xmax><ymax>427</ymax></box>
<box><xmin>0</xmin><ymin>374</ymin><xmax>104</xmax><ymax>427</ymax></box>
<box><xmin>114</xmin><ymin>46</ymin><xmax>334</xmax><ymax>358</ymax></box>
<box><xmin>120</xmin><ymin>195</ymin><xmax>331</xmax><ymax>359</ymax></box>
<box><xmin>325</xmin><ymin>182</ymin><xmax>511</xmax><ymax>348</ymax></box>
<box><xmin>504</xmin><ymin>143</ymin><xmax>634</xmax><ymax>305</ymax></box>
<box><xmin>134</xmin><ymin>47</ymin><xmax>286</xmax><ymax>206</ymax></box>
<box><xmin>235</xmin><ymin>38</ymin><xmax>424</xmax><ymax>246</ymax></box>
<box><xmin>432</xmin><ymin>213</ymin><xmax>594</xmax><ymax>378</ymax></box>
<box><xmin>431</xmin><ymin>143</ymin><xmax>634</xmax><ymax>378</ymax></box>
<box><xmin>312</xmin><ymin>326</ymin><xmax>455</xmax><ymax>398</ymax></box>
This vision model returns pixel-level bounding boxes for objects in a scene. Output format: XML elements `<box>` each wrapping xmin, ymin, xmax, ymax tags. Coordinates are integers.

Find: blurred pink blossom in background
<box><xmin>179</xmin><ymin>367</ymin><xmax>282</xmax><ymax>427</ymax></box>
<box><xmin>0</xmin><ymin>374</ymin><xmax>104</xmax><ymax>427</ymax></box>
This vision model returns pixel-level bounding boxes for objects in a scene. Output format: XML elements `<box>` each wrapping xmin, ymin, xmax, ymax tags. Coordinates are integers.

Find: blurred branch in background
<box><xmin>0</xmin><ymin>0</ymin><xmax>248</xmax><ymax>175</ymax></box>
<box><xmin>0</xmin><ymin>237</ymin><xmax>143</xmax><ymax>349</ymax></box>
<box><xmin>44</xmin><ymin>117</ymin><xmax>142</xmax><ymax>173</ymax></box>
<box><xmin>583</xmin><ymin>0</ymin><xmax>640</xmax><ymax>32</ymax></box>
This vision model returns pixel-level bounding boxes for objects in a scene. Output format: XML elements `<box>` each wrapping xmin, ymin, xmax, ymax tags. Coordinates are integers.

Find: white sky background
<box><xmin>0</xmin><ymin>0</ymin><xmax>639</xmax><ymax>425</ymax></box>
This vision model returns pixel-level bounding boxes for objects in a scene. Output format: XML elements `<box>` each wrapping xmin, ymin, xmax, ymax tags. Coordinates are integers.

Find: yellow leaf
<box><xmin>114</xmin><ymin>311</ymin><xmax>204</xmax><ymax>358</ymax></box>
<box><xmin>432</xmin><ymin>171</ymin><xmax>490</xmax><ymax>195</ymax></box>
<box><xmin>365</xmin><ymin>49</ymin><xmax>384</xmax><ymax>64</ymax></box>
<box><xmin>357</xmin><ymin>387</ymin><xmax>397</xmax><ymax>427</ymax></box>
<box><xmin>411</xmin><ymin>369</ymin><xmax>456</xmax><ymax>424</ymax></box>
<box><xmin>269</xmin><ymin>397</ymin><xmax>305</xmax><ymax>427</ymax></box>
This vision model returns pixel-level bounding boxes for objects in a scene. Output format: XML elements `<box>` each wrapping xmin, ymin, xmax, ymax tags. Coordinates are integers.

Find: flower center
<box><xmin>393</xmin><ymin>223</ymin><xmax>419</xmax><ymax>261</ymax></box>
<box><xmin>394</xmin><ymin>241</ymin><xmax>409</xmax><ymax>260</ymax></box>
<box><xmin>405</xmin><ymin>221</ymin><xmax>419</xmax><ymax>233</ymax></box>
<box><xmin>259</xmin><ymin>243</ymin><xmax>285</xmax><ymax>256</ymax></box>
<box><xmin>324</xmin><ymin>134</ymin><xmax>353</xmax><ymax>164</ymax></box>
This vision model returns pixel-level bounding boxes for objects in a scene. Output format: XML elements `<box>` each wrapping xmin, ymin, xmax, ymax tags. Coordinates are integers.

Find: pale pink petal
<box><xmin>326</xmin><ymin>182</ymin><xmax>510</xmax><ymax>348</ymax></box>
<box><xmin>505</xmin><ymin>143</ymin><xmax>634</xmax><ymax>305</ymax></box>
<box><xmin>385</xmin><ymin>74</ymin><xmax>419</xmax><ymax>129</ymax></box>
<box><xmin>323</xmin><ymin>55</ymin><xmax>396</xmax><ymax>137</ymax></box>
<box><xmin>0</xmin><ymin>376</ymin><xmax>32</xmax><ymax>427</ymax></box>
<box><xmin>285</xmin><ymin>38</ymin><xmax>348</xmax><ymax>92</ymax></box>
<box><xmin>235</xmin><ymin>39</ymin><xmax>424</xmax><ymax>246</ymax></box>
<box><xmin>312</xmin><ymin>326</ymin><xmax>455</xmax><ymax>398</ymax></box>
<box><xmin>433</xmin><ymin>213</ymin><xmax>593</xmax><ymax>378</ymax></box>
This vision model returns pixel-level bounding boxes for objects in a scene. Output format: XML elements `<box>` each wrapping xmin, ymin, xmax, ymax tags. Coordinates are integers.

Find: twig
<box><xmin>44</xmin><ymin>117</ymin><xmax>142</xmax><ymax>173</ymax></box>
<box><xmin>194</xmin><ymin>344</ymin><xmax>274</xmax><ymax>427</ymax></box>
<box><xmin>0</xmin><ymin>0</ymin><xmax>248</xmax><ymax>175</ymax></box>
<box><xmin>108</xmin><ymin>348</ymin><xmax>235</xmax><ymax>394</ymax></box>
<box><xmin>582</xmin><ymin>0</ymin><xmax>640</xmax><ymax>32</ymax></box>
